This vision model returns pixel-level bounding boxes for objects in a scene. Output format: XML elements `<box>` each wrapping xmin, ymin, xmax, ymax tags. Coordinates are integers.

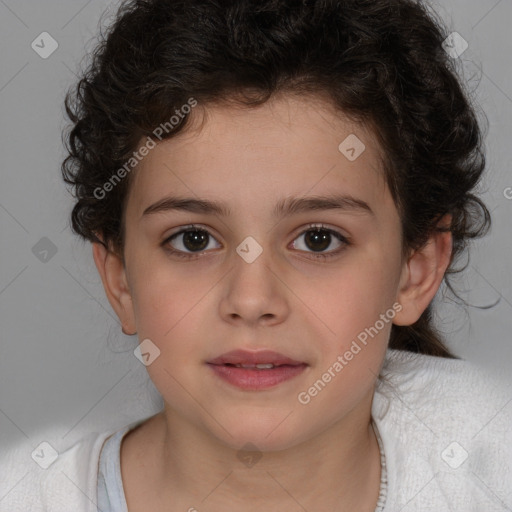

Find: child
<box><xmin>2</xmin><ymin>0</ymin><xmax>511</xmax><ymax>510</ymax></box>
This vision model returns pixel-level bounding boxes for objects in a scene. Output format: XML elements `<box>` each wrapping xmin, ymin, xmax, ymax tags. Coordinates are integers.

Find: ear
<box><xmin>393</xmin><ymin>214</ymin><xmax>453</xmax><ymax>326</ymax></box>
<box><xmin>91</xmin><ymin>237</ymin><xmax>137</xmax><ymax>335</ymax></box>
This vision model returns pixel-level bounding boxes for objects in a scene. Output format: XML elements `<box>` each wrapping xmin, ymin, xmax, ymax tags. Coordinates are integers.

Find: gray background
<box><xmin>0</xmin><ymin>0</ymin><xmax>511</xmax><ymax>456</ymax></box>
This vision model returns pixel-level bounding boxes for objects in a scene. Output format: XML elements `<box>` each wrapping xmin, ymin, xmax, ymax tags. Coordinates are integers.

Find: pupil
<box><xmin>305</xmin><ymin>229</ymin><xmax>330</xmax><ymax>251</ymax></box>
<box><xmin>183</xmin><ymin>230</ymin><xmax>209</xmax><ymax>251</ymax></box>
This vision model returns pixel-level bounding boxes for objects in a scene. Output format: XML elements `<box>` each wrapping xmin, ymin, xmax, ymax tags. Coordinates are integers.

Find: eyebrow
<box><xmin>141</xmin><ymin>194</ymin><xmax>374</xmax><ymax>219</ymax></box>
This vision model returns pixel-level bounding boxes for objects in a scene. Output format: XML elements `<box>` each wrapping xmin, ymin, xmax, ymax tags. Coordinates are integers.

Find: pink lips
<box><xmin>206</xmin><ymin>349</ymin><xmax>308</xmax><ymax>390</ymax></box>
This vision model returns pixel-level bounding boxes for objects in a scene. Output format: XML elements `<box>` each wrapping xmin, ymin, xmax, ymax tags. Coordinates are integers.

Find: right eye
<box><xmin>162</xmin><ymin>224</ymin><xmax>221</xmax><ymax>258</ymax></box>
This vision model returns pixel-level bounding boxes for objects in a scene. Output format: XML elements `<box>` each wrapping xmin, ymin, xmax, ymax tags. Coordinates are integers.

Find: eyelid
<box><xmin>292</xmin><ymin>222</ymin><xmax>349</xmax><ymax>240</ymax></box>
<box><xmin>164</xmin><ymin>223</ymin><xmax>217</xmax><ymax>240</ymax></box>
<box><xmin>164</xmin><ymin>222</ymin><xmax>348</xmax><ymax>241</ymax></box>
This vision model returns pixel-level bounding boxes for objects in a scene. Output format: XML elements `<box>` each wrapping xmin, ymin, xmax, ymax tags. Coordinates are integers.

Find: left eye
<box><xmin>291</xmin><ymin>226</ymin><xmax>348</xmax><ymax>255</ymax></box>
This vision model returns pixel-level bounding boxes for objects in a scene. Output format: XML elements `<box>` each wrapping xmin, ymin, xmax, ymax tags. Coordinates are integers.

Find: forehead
<box><xmin>126</xmin><ymin>93</ymin><xmax>391</xmax><ymax>219</ymax></box>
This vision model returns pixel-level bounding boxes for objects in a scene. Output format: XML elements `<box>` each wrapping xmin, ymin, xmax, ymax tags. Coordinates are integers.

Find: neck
<box><xmin>137</xmin><ymin>390</ymin><xmax>382</xmax><ymax>512</ymax></box>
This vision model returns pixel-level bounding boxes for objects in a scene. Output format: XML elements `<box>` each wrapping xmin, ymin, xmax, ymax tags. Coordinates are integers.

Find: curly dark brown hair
<box><xmin>61</xmin><ymin>0</ymin><xmax>491</xmax><ymax>358</ymax></box>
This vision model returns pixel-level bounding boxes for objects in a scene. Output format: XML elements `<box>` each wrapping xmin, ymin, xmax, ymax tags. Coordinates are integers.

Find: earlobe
<box><xmin>91</xmin><ymin>239</ymin><xmax>137</xmax><ymax>335</ymax></box>
<box><xmin>393</xmin><ymin>214</ymin><xmax>453</xmax><ymax>326</ymax></box>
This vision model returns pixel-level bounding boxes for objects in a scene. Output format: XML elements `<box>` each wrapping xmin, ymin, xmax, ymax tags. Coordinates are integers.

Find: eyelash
<box><xmin>161</xmin><ymin>223</ymin><xmax>351</xmax><ymax>261</ymax></box>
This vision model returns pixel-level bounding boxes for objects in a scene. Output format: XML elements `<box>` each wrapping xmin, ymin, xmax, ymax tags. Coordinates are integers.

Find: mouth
<box><xmin>222</xmin><ymin>363</ymin><xmax>291</xmax><ymax>369</ymax></box>
<box><xmin>206</xmin><ymin>349</ymin><xmax>308</xmax><ymax>390</ymax></box>
<box><xmin>207</xmin><ymin>349</ymin><xmax>306</xmax><ymax>367</ymax></box>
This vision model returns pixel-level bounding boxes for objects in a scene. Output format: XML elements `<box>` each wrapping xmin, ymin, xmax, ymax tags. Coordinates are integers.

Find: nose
<box><xmin>218</xmin><ymin>243</ymin><xmax>290</xmax><ymax>328</ymax></box>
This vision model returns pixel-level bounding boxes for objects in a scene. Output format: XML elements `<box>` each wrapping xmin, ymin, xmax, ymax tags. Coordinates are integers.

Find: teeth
<box><xmin>233</xmin><ymin>363</ymin><xmax>275</xmax><ymax>369</ymax></box>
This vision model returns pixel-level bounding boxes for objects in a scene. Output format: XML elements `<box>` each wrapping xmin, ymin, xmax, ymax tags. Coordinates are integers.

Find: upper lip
<box><xmin>207</xmin><ymin>349</ymin><xmax>306</xmax><ymax>366</ymax></box>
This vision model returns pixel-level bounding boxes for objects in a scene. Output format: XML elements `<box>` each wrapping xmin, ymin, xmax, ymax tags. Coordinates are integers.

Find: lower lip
<box><xmin>207</xmin><ymin>363</ymin><xmax>307</xmax><ymax>390</ymax></box>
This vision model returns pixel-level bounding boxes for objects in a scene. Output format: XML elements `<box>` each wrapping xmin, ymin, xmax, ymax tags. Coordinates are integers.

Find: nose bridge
<box><xmin>219</xmin><ymin>234</ymin><xmax>288</xmax><ymax>324</ymax></box>
<box><xmin>231</xmin><ymin>234</ymin><xmax>277</xmax><ymax>296</ymax></box>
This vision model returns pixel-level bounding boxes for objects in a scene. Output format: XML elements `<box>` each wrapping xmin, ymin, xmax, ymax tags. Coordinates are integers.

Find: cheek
<box><xmin>305</xmin><ymin>256</ymin><xmax>398</xmax><ymax>336</ymax></box>
<box><xmin>128</xmin><ymin>249</ymin><xmax>213</xmax><ymax>337</ymax></box>
<box><xmin>130</xmin><ymin>269</ymin><xmax>209</xmax><ymax>393</ymax></box>
<box><xmin>295</xmin><ymin>279</ymin><xmax>392</xmax><ymax>413</ymax></box>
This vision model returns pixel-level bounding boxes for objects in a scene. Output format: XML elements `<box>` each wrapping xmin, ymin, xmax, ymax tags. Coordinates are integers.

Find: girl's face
<box><xmin>115</xmin><ymin>94</ymin><xmax>408</xmax><ymax>450</ymax></box>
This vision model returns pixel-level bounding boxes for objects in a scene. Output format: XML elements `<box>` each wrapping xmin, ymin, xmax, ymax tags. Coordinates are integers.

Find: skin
<box><xmin>93</xmin><ymin>92</ymin><xmax>452</xmax><ymax>511</ymax></box>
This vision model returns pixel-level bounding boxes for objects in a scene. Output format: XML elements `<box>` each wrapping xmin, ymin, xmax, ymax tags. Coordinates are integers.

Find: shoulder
<box><xmin>373</xmin><ymin>349</ymin><xmax>512</xmax><ymax>511</ymax></box>
<box><xmin>0</xmin><ymin>428</ymin><xmax>115</xmax><ymax>512</ymax></box>
<box><xmin>377</xmin><ymin>349</ymin><xmax>511</xmax><ymax>418</ymax></box>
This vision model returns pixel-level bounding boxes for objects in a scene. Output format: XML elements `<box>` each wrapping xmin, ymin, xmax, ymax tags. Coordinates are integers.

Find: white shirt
<box><xmin>1</xmin><ymin>348</ymin><xmax>511</xmax><ymax>511</ymax></box>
